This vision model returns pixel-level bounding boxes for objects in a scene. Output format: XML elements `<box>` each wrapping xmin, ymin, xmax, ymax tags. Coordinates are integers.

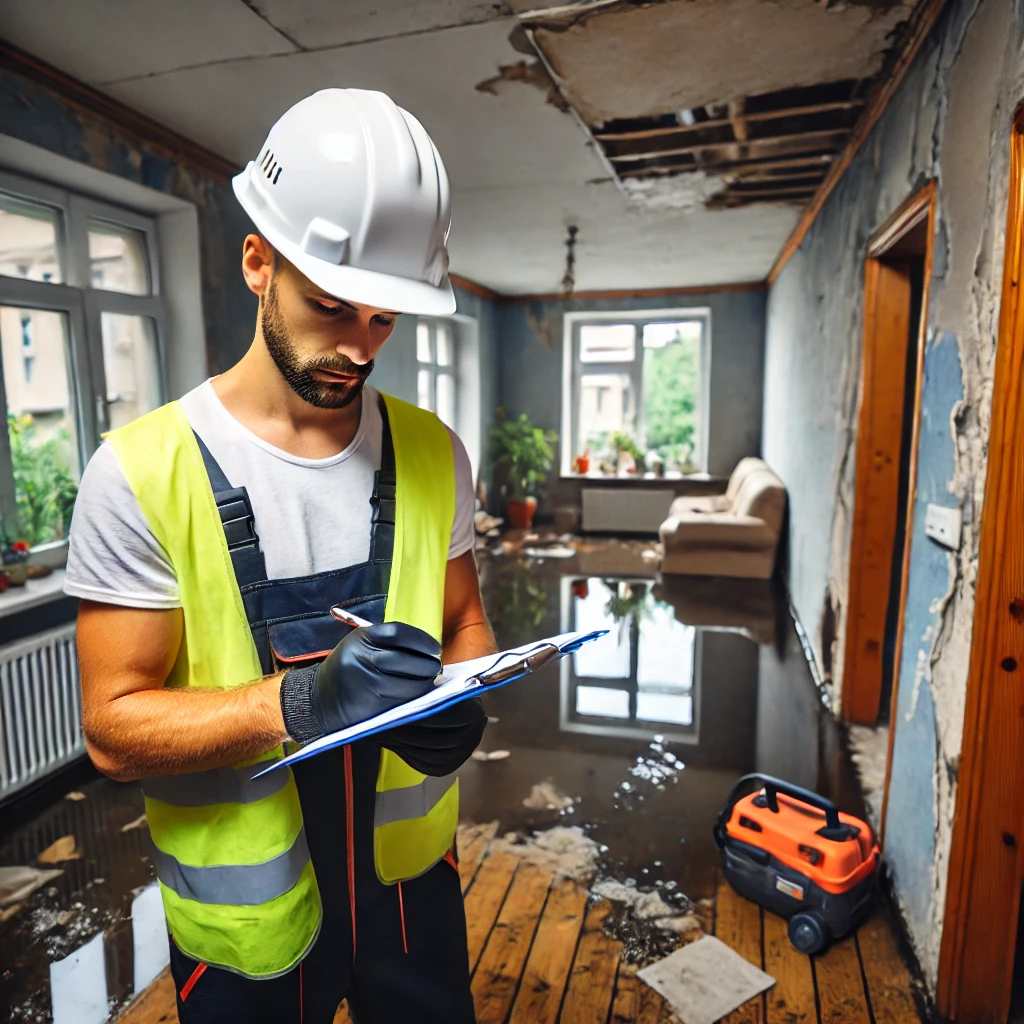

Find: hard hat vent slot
<box><xmin>273</xmin><ymin>167</ymin><xmax>283</xmax><ymax>185</ymax></box>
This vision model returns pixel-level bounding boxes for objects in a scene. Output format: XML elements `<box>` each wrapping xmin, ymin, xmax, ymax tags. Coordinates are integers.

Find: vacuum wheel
<box><xmin>788</xmin><ymin>912</ymin><xmax>830</xmax><ymax>955</ymax></box>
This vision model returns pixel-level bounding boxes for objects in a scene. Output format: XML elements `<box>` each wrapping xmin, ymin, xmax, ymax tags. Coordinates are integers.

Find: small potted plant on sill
<box><xmin>488</xmin><ymin>410</ymin><xmax>557</xmax><ymax>531</ymax></box>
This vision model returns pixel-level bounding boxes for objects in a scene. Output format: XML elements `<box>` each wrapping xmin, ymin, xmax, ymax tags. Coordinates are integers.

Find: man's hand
<box><xmin>280</xmin><ymin>622</ymin><xmax>441</xmax><ymax>744</ymax></box>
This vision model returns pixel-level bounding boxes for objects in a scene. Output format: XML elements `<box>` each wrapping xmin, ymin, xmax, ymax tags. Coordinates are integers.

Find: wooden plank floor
<box><xmin>117</xmin><ymin>826</ymin><xmax>923</xmax><ymax>1024</ymax></box>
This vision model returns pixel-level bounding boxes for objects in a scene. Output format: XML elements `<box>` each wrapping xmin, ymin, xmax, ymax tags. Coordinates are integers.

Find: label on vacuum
<box><xmin>776</xmin><ymin>877</ymin><xmax>805</xmax><ymax>901</ymax></box>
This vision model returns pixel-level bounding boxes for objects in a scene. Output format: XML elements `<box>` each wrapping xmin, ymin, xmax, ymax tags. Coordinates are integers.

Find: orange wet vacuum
<box><xmin>713</xmin><ymin>774</ymin><xmax>880</xmax><ymax>954</ymax></box>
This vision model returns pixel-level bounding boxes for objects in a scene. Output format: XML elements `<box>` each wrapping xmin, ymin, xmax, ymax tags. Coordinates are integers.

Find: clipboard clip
<box><xmin>477</xmin><ymin>643</ymin><xmax>560</xmax><ymax>686</ymax></box>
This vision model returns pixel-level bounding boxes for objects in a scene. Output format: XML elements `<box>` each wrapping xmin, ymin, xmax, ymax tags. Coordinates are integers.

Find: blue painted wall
<box><xmin>762</xmin><ymin>0</ymin><xmax>1018</xmax><ymax>982</ymax></box>
<box><xmin>497</xmin><ymin>288</ymin><xmax>766</xmax><ymax>479</ymax></box>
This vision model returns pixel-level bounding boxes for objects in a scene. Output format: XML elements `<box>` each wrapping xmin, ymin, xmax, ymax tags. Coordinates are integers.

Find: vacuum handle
<box><xmin>719</xmin><ymin>773</ymin><xmax>842</xmax><ymax>833</ymax></box>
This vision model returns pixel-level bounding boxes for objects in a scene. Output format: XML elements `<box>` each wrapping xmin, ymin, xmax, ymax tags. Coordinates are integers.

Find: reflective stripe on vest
<box><xmin>152</xmin><ymin>828</ymin><xmax>311</xmax><ymax>906</ymax></box>
<box><xmin>143</xmin><ymin>757</ymin><xmax>287</xmax><ymax>807</ymax></box>
<box><xmin>374</xmin><ymin>771</ymin><xmax>458</xmax><ymax>828</ymax></box>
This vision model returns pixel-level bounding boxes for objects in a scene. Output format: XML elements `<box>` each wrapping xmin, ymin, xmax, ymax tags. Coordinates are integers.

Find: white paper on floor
<box><xmin>50</xmin><ymin>930</ymin><xmax>108</xmax><ymax>1024</ymax></box>
<box><xmin>132</xmin><ymin>882</ymin><xmax>170</xmax><ymax>993</ymax></box>
<box><xmin>637</xmin><ymin>935</ymin><xmax>775</xmax><ymax>1024</ymax></box>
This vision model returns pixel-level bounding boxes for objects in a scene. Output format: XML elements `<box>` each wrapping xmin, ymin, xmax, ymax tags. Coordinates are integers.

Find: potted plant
<box><xmin>609</xmin><ymin>430</ymin><xmax>646</xmax><ymax>475</ymax></box>
<box><xmin>488</xmin><ymin>410</ymin><xmax>557</xmax><ymax>530</ymax></box>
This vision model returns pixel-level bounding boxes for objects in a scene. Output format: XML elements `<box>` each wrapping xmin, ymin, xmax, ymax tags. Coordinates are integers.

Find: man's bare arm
<box><xmin>441</xmin><ymin>550</ymin><xmax>497</xmax><ymax>664</ymax></box>
<box><xmin>78</xmin><ymin>600</ymin><xmax>288</xmax><ymax>783</ymax></box>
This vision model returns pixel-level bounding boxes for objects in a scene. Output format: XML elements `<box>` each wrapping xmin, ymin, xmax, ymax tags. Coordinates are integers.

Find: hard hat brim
<box><xmin>233</xmin><ymin>171</ymin><xmax>457</xmax><ymax>317</ymax></box>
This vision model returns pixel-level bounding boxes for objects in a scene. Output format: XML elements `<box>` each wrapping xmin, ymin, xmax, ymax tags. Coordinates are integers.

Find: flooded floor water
<box><xmin>0</xmin><ymin>538</ymin><xmax>868</xmax><ymax>1021</ymax></box>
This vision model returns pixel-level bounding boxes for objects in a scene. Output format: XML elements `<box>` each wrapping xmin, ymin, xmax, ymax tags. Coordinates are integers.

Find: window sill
<box><xmin>0</xmin><ymin>569</ymin><xmax>69</xmax><ymax>621</ymax></box>
<box><xmin>560</xmin><ymin>472</ymin><xmax>715</xmax><ymax>483</ymax></box>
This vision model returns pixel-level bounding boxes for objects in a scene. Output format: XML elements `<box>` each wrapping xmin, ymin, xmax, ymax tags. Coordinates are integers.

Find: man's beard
<box><xmin>261</xmin><ymin>281</ymin><xmax>373</xmax><ymax>410</ymax></box>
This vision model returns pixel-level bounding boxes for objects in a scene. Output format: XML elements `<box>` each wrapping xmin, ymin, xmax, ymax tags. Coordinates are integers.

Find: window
<box><xmin>561</xmin><ymin>309</ymin><xmax>709</xmax><ymax>478</ymax></box>
<box><xmin>416</xmin><ymin>319</ymin><xmax>457</xmax><ymax>429</ymax></box>
<box><xmin>559</xmin><ymin>576</ymin><xmax>699</xmax><ymax>742</ymax></box>
<box><xmin>0</xmin><ymin>171</ymin><xmax>167</xmax><ymax>547</ymax></box>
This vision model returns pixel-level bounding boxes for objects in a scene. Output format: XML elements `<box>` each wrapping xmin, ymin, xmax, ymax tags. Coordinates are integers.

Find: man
<box><xmin>65</xmin><ymin>89</ymin><xmax>495</xmax><ymax>1023</ymax></box>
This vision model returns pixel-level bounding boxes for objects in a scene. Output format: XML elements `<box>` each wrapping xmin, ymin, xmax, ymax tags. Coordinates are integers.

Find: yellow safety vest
<box><xmin>108</xmin><ymin>392</ymin><xmax>458</xmax><ymax>978</ymax></box>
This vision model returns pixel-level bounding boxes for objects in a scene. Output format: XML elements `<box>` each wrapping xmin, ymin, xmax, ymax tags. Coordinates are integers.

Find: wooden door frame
<box><xmin>936</xmin><ymin>107</ymin><xmax>1024</xmax><ymax>1023</ymax></box>
<box><xmin>841</xmin><ymin>181</ymin><xmax>937</xmax><ymax>726</ymax></box>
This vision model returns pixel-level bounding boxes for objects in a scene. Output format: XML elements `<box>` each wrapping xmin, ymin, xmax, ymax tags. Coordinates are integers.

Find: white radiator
<box><xmin>581</xmin><ymin>487</ymin><xmax>674</xmax><ymax>534</ymax></box>
<box><xmin>0</xmin><ymin>623</ymin><xmax>83</xmax><ymax>799</ymax></box>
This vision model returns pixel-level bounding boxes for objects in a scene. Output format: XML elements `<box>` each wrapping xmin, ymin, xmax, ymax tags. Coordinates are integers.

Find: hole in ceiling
<box><xmin>592</xmin><ymin>78</ymin><xmax>875</xmax><ymax>208</ymax></box>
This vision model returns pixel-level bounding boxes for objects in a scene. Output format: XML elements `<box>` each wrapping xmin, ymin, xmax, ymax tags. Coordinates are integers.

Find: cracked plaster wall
<box><xmin>762</xmin><ymin>0</ymin><xmax>1022</xmax><ymax>988</ymax></box>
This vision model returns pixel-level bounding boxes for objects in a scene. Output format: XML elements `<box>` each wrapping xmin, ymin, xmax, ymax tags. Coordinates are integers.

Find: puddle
<box><xmin>467</xmin><ymin>551</ymin><xmax>867</xmax><ymax>911</ymax></box>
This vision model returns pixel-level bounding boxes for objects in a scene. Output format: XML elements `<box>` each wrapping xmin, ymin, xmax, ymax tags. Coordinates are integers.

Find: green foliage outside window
<box><xmin>642</xmin><ymin>334</ymin><xmax>698</xmax><ymax>458</ymax></box>
<box><xmin>2</xmin><ymin>412</ymin><xmax>78</xmax><ymax>547</ymax></box>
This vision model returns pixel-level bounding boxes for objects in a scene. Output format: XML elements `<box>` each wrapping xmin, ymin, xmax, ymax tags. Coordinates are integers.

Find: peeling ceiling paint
<box><xmin>621</xmin><ymin>172</ymin><xmax>728</xmax><ymax>212</ymax></box>
<box><xmin>529</xmin><ymin>0</ymin><xmax>913</xmax><ymax>124</ymax></box>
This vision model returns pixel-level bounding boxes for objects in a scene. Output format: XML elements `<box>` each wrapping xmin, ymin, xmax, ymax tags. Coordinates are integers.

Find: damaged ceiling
<box><xmin>0</xmin><ymin>0</ymin><xmax>921</xmax><ymax>293</ymax></box>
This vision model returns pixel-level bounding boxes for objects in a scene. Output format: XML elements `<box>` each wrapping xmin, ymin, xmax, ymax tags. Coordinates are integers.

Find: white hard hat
<box><xmin>233</xmin><ymin>89</ymin><xmax>456</xmax><ymax>316</ymax></box>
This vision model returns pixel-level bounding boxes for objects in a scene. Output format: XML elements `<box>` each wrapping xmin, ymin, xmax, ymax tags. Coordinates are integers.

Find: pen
<box><xmin>330</xmin><ymin>605</ymin><xmax>373</xmax><ymax>629</ymax></box>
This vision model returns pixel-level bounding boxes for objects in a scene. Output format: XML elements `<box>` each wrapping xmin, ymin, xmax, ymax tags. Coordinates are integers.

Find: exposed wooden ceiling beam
<box><xmin>595</xmin><ymin>99</ymin><xmax>866</xmax><ymax>143</ymax></box>
<box><xmin>767</xmin><ymin>0</ymin><xmax>949</xmax><ymax>285</ymax></box>
<box><xmin>609</xmin><ymin>127</ymin><xmax>852</xmax><ymax>164</ymax></box>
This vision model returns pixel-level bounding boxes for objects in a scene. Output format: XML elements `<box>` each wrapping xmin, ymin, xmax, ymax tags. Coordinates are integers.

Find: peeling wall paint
<box><xmin>762</xmin><ymin>0</ymin><xmax>1021</xmax><ymax>988</ymax></box>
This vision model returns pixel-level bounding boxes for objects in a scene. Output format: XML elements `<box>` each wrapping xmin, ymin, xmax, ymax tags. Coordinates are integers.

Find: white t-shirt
<box><xmin>64</xmin><ymin>381</ymin><xmax>475</xmax><ymax>610</ymax></box>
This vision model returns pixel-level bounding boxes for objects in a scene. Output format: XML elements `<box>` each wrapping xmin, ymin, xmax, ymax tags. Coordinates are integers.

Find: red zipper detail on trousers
<box><xmin>179</xmin><ymin>962</ymin><xmax>207</xmax><ymax>1002</ymax></box>
<box><xmin>397</xmin><ymin>881</ymin><xmax>409</xmax><ymax>955</ymax></box>
<box><xmin>343</xmin><ymin>743</ymin><xmax>356</xmax><ymax>961</ymax></box>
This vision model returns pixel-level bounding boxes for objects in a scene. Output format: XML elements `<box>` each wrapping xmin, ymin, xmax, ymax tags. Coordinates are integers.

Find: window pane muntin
<box><xmin>0</xmin><ymin>193</ymin><xmax>64</xmax><ymax>285</ymax></box>
<box><xmin>88</xmin><ymin>219</ymin><xmax>150</xmax><ymax>295</ymax></box>
<box><xmin>579</xmin><ymin>323</ymin><xmax>635</xmax><ymax>363</ymax></box>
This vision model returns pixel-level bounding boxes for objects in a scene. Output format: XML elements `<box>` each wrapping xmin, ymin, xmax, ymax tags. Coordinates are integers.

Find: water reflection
<box><xmin>469</xmin><ymin>554</ymin><xmax>864</xmax><ymax>904</ymax></box>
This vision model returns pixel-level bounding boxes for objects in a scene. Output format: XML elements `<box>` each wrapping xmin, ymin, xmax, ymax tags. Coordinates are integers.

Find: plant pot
<box><xmin>506</xmin><ymin>496</ymin><xmax>538</xmax><ymax>530</ymax></box>
<box><xmin>27</xmin><ymin>538</ymin><xmax>70</xmax><ymax>570</ymax></box>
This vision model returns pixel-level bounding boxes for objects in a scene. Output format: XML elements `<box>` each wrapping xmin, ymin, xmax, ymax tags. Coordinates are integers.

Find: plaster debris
<box><xmin>121</xmin><ymin>813</ymin><xmax>148</xmax><ymax>833</ymax></box>
<box><xmin>490</xmin><ymin>825</ymin><xmax>600</xmax><ymax>881</ymax></box>
<box><xmin>471</xmin><ymin>749</ymin><xmax>511</xmax><ymax>761</ymax></box>
<box><xmin>0</xmin><ymin>866</ymin><xmax>63</xmax><ymax>907</ymax></box>
<box><xmin>592</xmin><ymin>877</ymin><xmax>700</xmax><ymax>935</ymax></box>
<box><xmin>522</xmin><ymin>779</ymin><xmax>575</xmax><ymax>811</ymax></box>
<box><xmin>622</xmin><ymin>172</ymin><xmax>729</xmax><ymax>213</ymax></box>
<box><xmin>64</xmin><ymin>791</ymin><xmax>86</xmax><ymax>801</ymax></box>
<box><xmin>37</xmin><ymin>836</ymin><xmax>82</xmax><ymax>865</ymax></box>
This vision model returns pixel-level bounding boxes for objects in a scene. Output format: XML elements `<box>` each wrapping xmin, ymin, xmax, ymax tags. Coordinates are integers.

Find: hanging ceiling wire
<box><xmin>561</xmin><ymin>224</ymin><xmax>579</xmax><ymax>295</ymax></box>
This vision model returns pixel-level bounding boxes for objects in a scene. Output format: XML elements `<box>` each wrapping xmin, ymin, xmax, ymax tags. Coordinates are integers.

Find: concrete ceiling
<box><xmin>0</xmin><ymin>0</ymin><xmax>916</xmax><ymax>295</ymax></box>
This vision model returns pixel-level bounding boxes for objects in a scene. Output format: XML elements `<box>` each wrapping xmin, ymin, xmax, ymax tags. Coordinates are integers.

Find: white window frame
<box><xmin>416</xmin><ymin>317</ymin><xmax>458</xmax><ymax>431</ymax></box>
<box><xmin>560</xmin><ymin>307</ymin><xmax>712</xmax><ymax>478</ymax></box>
<box><xmin>0</xmin><ymin>169</ymin><xmax>168</xmax><ymax>531</ymax></box>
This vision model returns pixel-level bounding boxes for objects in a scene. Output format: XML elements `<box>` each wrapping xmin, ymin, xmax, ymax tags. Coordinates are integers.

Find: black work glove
<box><xmin>384</xmin><ymin>697</ymin><xmax>487</xmax><ymax>777</ymax></box>
<box><xmin>280</xmin><ymin>622</ymin><xmax>441</xmax><ymax>744</ymax></box>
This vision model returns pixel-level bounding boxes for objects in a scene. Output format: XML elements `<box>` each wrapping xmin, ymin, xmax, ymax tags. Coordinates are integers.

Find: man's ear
<box><xmin>241</xmin><ymin>234</ymin><xmax>276</xmax><ymax>300</ymax></box>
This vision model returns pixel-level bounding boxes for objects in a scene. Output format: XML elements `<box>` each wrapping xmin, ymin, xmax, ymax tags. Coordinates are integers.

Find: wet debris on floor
<box><xmin>522</xmin><ymin>779</ymin><xmax>575</xmax><ymax>812</ymax></box>
<box><xmin>36</xmin><ymin>836</ymin><xmax>82</xmax><ymax>865</ymax></box>
<box><xmin>120</xmin><ymin>813</ymin><xmax>148</xmax><ymax>833</ymax></box>
<box><xmin>471</xmin><ymin>749</ymin><xmax>511</xmax><ymax>762</ymax></box>
<box><xmin>63</xmin><ymin>791</ymin><xmax>86</xmax><ymax>802</ymax></box>
<box><xmin>490</xmin><ymin>825</ymin><xmax>601</xmax><ymax>882</ymax></box>
<box><xmin>0</xmin><ymin>866</ymin><xmax>64</xmax><ymax>909</ymax></box>
<box><xmin>637</xmin><ymin>936</ymin><xmax>775</xmax><ymax>1024</ymax></box>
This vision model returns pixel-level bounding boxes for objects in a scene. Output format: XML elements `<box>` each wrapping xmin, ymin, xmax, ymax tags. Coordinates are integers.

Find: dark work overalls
<box><xmin>169</xmin><ymin>397</ymin><xmax>475</xmax><ymax>1024</ymax></box>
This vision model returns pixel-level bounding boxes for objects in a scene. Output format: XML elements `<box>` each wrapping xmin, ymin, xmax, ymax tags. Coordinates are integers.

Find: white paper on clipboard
<box><xmin>255</xmin><ymin>629</ymin><xmax>607</xmax><ymax>776</ymax></box>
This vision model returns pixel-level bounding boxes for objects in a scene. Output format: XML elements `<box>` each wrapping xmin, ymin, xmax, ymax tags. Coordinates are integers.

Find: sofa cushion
<box><xmin>732</xmin><ymin>469</ymin><xmax>787</xmax><ymax>533</ymax></box>
<box><xmin>725</xmin><ymin>457</ymin><xmax>768</xmax><ymax>502</ymax></box>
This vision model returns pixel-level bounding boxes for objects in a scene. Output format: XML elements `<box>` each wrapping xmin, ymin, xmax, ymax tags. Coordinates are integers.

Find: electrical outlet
<box><xmin>925</xmin><ymin>504</ymin><xmax>962</xmax><ymax>551</ymax></box>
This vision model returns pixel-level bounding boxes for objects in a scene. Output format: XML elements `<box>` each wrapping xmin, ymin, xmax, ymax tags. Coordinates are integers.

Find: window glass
<box><xmin>435</xmin><ymin>323</ymin><xmax>453</xmax><ymax>367</ymax></box>
<box><xmin>579</xmin><ymin>372</ymin><xmax>634</xmax><ymax>457</ymax></box>
<box><xmin>642</xmin><ymin>320</ymin><xmax>701</xmax><ymax>472</ymax></box>
<box><xmin>88</xmin><ymin>220</ymin><xmax>149</xmax><ymax>294</ymax></box>
<box><xmin>99</xmin><ymin>314</ymin><xmax>162</xmax><ymax>430</ymax></box>
<box><xmin>435</xmin><ymin>372</ymin><xmax>455</xmax><ymax>429</ymax></box>
<box><xmin>579</xmin><ymin>323</ymin><xmax>635</xmax><ymax>363</ymax></box>
<box><xmin>1</xmin><ymin>306</ymin><xmax>79</xmax><ymax>544</ymax></box>
<box><xmin>576</xmin><ymin>685</ymin><xmax>630</xmax><ymax>719</ymax></box>
<box><xmin>637</xmin><ymin>606</ymin><xmax>694</xmax><ymax>688</ymax></box>
<box><xmin>417</xmin><ymin>368</ymin><xmax>434</xmax><ymax>413</ymax></box>
<box><xmin>573</xmin><ymin>579</ymin><xmax>630</xmax><ymax>679</ymax></box>
<box><xmin>416</xmin><ymin>322</ymin><xmax>432</xmax><ymax>364</ymax></box>
<box><xmin>0</xmin><ymin>194</ymin><xmax>63</xmax><ymax>284</ymax></box>
<box><xmin>636</xmin><ymin>692</ymin><xmax>692</xmax><ymax>726</ymax></box>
